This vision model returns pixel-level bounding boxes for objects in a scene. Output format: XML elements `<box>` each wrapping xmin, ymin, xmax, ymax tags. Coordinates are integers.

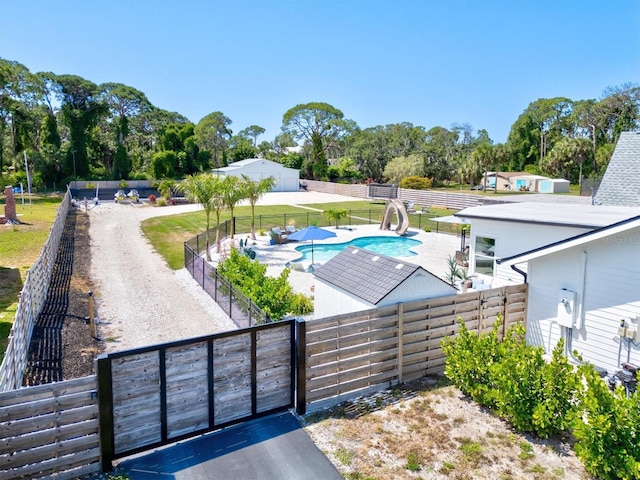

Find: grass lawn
<box><xmin>0</xmin><ymin>194</ymin><xmax>63</xmax><ymax>363</ymax></box>
<box><xmin>142</xmin><ymin>200</ymin><xmax>459</xmax><ymax>270</ymax></box>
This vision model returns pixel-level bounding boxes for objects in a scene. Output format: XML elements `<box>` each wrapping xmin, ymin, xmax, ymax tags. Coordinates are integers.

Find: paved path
<box><xmin>116</xmin><ymin>412</ymin><xmax>343</xmax><ymax>480</ymax></box>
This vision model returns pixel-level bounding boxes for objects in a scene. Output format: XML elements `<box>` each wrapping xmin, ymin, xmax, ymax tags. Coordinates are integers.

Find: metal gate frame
<box><xmin>97</xmin><ymin>319</ymin><xmax>305</xmax><ymax>470</ymax></box>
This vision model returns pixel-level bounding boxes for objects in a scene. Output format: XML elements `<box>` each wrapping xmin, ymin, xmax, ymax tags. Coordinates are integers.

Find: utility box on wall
<box><xmin>557</xmin><ymin>289</ymin><xmax>577</xmax><ymax>328</ymax></box>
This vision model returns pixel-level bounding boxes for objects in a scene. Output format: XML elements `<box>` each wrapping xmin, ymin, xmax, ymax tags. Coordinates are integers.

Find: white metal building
<box><xmin>313</xmin><ymin>246</ymin><xmax>456</xmax><ymax>319</ymax></box>
<box><xmin>213</xmin><ymin>158</ymin><xmax>300</xmax><ymax>192</ymax></box>
<box><xmin>498</xmin><ymin>216</ymin><xmax>640</xmax><ymax>373</ymax></box>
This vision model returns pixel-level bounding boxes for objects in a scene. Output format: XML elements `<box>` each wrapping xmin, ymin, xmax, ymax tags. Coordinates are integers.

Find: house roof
<box><xmin>455</xmin><ymin>202</ymin><xmax>640</xmax><ymax>229</ymax></box>
<box><xmin>313</xmin><ymin>246</ymin><xmax>440</xmax><ymax>305</ymax></box>
<box><xmin>485</xmin><ymin>172</ymin><xmax>548</xmax><ymax>180</ymax></box>
<box><xmin>497</xmin><ymin>214</ymin><xmax>640</xmax><ymax>266</ymax></box>
<box><xmin>594</xmin><ymin>131</ymin><xmax>640</xmax><ymax>207</ymax></box>
<box><xmin>214</xmin><ymin>158</ymin><xmax>298</xmax><ymax>173</ymax></box>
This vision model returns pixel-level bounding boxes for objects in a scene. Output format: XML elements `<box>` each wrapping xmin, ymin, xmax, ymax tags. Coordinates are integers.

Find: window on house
<box><xmin>474</xmin><ymin>236</ymin><xmax>495</xmax><ymax>276</ymax></box>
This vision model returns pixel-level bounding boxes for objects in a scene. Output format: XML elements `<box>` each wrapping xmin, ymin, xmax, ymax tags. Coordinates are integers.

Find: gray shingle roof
<box><xmin>594</xmin><ymin>131</ymin><xmax>640</xmax><ymax>207</ymax></box>
<box><xmin>313</xmin><ymin>246</ymin><xmax>422</xmax><ymax>305</ymax></box>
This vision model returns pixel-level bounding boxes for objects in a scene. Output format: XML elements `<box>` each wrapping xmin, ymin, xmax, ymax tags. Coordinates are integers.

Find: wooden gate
<box><xmin>97</xmin><ymin>320</ymin><xmax>299</xmax><ymax>466</ymax></box>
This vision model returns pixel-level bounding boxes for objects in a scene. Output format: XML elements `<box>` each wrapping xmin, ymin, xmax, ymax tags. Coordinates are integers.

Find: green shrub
<box><xmin>443</xmin><ymin>318</ymin><xmax>583</xmax><ymax>438</ymax></box>
<box><xmin>572</xmin><ymin>368</ymin><xmax>640</xmax><ymax>480</ymax></box>
<box><xmin>217</xmin><ymin>248</ymin><xmax>313</xmax><ymax>320</ymax></box>
<box><xmin>399</xmin><ymin>175</ymin><xmax>432</xmax><ymax>190</ymax></box>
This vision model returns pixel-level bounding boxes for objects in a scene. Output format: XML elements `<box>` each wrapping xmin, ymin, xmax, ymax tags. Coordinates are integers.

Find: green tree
<box><xmin>228</xmin><ymin>134</ymin><xmax>257</xmax><ymax>162</ymax></box>
<box><xmin>240</xmin><ymin>174</ymin><xmax>276</xmax><ymax>240</ymax></box>
<box><xmin>282</xmin><ymin>102</ymin><xmax>349</xmax><ymax>180</ymax></box>
<box><xmin>46</xmin><ymin>73</ymin><xmax>106</xmax><ymax>179</ymax></box>
<box><xmin>324</xmin><ymin>208</ymin><xmax>348</xmax><ymax>228</ymax></box>
<box><xmin>383</xmin><ymin>154</ymin><xmax>424</xmax><ymax>184</ymax></box>
<box><xmin>176</xmin><ymin>173</ymin><xmax>224</xmax><ymax>261</ymax></box>
<box><xmin>195</xmin><ymin>111</ymin><xmax>232</xmax><ymax>168</ymax></box>
<box><xmin>542</xmin><ymin>136</ymin><xmax>592</xmax><ymax>184</ymax></box>
<box><xmin>239</xmin><ymin>125</ymin><xmax>265</xmax><ymax>146</ymax></box>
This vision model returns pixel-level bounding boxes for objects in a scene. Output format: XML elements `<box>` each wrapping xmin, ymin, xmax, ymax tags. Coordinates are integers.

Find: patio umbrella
<box><xmin>286</xmin><ymin>226</ymin><xmax>337</xmax><ymax>264</ymax></box>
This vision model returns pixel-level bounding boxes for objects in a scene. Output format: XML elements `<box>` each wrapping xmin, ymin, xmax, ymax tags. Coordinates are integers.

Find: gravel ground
<box><xmin>87</xmin><ymin>191</ymin><xmax>364</xmax><ymax>352</ymax></box>
<box><xmin>88</xmin><ymin>201</ymin><xmax>237</xmax><ymax>353</ymax></box>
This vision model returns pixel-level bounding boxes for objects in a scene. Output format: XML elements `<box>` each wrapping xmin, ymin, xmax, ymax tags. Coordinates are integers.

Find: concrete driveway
<box><xmin>115</xmin><ymin>411</ymin><xmax>343</xmax><ymax>480</ymax></box>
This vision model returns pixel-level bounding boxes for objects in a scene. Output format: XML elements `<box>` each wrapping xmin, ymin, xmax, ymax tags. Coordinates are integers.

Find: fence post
<box><xmin>97</xmin><ymin>354</ymin><xmax>115</xmax><ymax>472</ymax></box>
<box><xmin>397</xmin><ymin>303</ymin><xmax>404</xmax><ymax>384</ymax></box>
<box><xmin>295</xmin><ymin>318</ymin><xmax>307</xmax><ymax>415</ymax></box>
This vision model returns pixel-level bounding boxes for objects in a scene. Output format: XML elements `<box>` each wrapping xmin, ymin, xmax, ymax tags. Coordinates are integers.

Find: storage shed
<box><xmin>213</xmin><ymin>158</ymin><xmax>300</xmax><ymax>192</ymax></box>
<box><xmin>312</xmin><ymin>246</ymin><xmax>456</xmax><ymax>319</ymax></box>
<box><xmin>538</xmin><ymin>178</ymin><xmax>570</xmax><ymax>193</ymax></box>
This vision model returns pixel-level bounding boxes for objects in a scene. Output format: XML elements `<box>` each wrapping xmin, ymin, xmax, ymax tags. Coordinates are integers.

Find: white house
<box><xmin>497</xmin><ymin>215</ymin><xmax>640</xmax><ymax>373</ymax></box>
<box><xmin>538</xmin><ymin>178</ymin><xmax>570</xmax><ymax>193</ymax></box>
<box><xmin>312</xmin><ymin>246</ymin><xmax>457</xmax><ymax>319</ymax></box>
<box><xmin>455</xmin><ymin>202</ymin><xmax>640</xmax><ymax>288</ymax></box>
<box><xmin>213</xmin><ymin>158</ymin><xmax>300</xmax><ymax>192</ymax></box>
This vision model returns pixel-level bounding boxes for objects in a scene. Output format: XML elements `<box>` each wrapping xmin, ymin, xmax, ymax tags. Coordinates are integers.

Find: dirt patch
<box><xmin>302</xmin><ymin>376</ymin><xmax>593</xmax><ymax>480</ymax></box>
<box><xmin>61</xmin><ymin>209</ymin><xmax>103</xmax><ymax>379</ymax></box>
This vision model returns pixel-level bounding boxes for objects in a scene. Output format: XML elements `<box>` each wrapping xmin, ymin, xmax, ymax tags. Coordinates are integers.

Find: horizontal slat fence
<box><xmin>304</xmin><ymin>180</ymin><xmax>506</xmax><ymax>210</ymax></box>
<box><xmin>304</xmin><ymin>284</ymin><xmax>527</xmax><ymax>408</ymax></box>
<box><xmin>0</xmin><ymin>376</ymin><xmax>101</xmax><ymax>479</ymax></box>
<box><xmin>98</xmin><ymin>320</ymin><xmax>296</xmax><ymax>465</ymax></box>
<box><xmin>0</xmin><ymin>192</ymin><xmax>71</xmax><ymax>392</ymax></box>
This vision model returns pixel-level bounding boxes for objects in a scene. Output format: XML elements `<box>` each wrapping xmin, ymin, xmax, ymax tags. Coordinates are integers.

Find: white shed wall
<box><xmin>469</xmin><ymin>218</ymin><xmax>591</xmax><ymax>287</ymax></box>
<box><xmin>313</xmin><ymin>271</ymin><xmax>456</xmax><ymax>319</ymax></box>
<box><xmin>314</xmin><ymin>279</ymin><xmax>373</xmax><ymax>319</ymax></box>
<box><xmin>381</xmin><ymin>271</ymin><xmax>456</xmax><ymax>306</ymax></box>
<box><xmin>217</xmin><ymin>159</ymin><xmax>299</xmax><ymax>192</ymax></box>
<box><xmin>526</xmin><ymin>228</ymin><xmax>640</xmax><ymax>373</ymax></box>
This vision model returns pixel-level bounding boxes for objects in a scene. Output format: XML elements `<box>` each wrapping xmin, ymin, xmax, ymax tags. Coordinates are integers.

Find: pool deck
<box><xmin>219</xmin><ymin>224</ymin><xmax>460</xmax><ymax>300</ymax></box>
<box><xmin>210</xmin><ymin>191</ymin><xmax>461</xmax><ymax>302</ymax></box>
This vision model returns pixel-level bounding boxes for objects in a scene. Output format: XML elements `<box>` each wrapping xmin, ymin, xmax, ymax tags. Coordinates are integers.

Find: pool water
<box><xmin>292</xmin><ymin>235</ymin><xmax>422</xmax><ymax>264</ymax></box>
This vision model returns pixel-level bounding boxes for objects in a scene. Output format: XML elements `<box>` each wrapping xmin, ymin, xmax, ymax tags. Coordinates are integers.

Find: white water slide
<box><xmin>379</xmin><ymin>199</ymin><xmax>410</xmax><ymax>235</ymax></box>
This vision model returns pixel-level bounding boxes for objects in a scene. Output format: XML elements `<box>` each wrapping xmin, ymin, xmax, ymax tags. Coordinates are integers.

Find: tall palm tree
<box><xmin>176</xmin><ymin>173</ymin><xmax>223</xmax><ymax>261</ymax></box>
<box><xmin>220</xmin><ymin>175</ymin><xmax>245</xmax><ymax>239</ymax></box>
<box><xmin>241</xmin><ymin>174</ymin><xmax>276</xmax><ymax>240</ymax></box>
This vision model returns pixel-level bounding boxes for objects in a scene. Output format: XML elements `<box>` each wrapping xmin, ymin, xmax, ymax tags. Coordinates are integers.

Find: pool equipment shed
<box><xmin>312</xmin><ymin>246</ymin><xmax>456</xmax><ymax>319</ymax></box>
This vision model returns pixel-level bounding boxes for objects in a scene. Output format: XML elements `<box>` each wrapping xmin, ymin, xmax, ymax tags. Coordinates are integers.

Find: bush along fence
<box><xmin>0</xmin><ymin>190</ymin><xmax>71</xmax><ymax>392</ymax></box>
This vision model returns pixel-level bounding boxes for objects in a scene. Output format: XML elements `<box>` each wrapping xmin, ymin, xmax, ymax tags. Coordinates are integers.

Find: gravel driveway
<box><xmin>89</xmin><ymin>201</ymin><xmax>236</xmax><ymax>353</ymax></box>
<box><xmin>89</xmin><ymin>192</ymin><xmax>363</xmax><ymax>353</ymax></box>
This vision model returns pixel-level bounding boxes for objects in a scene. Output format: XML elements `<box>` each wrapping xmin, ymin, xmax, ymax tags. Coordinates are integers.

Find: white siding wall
<box><xmin>526</xmin><ymin>228</ymin><xmax>640</xmax><ymax>373</ymax></box>
<box><xmin>313</xmin><ymin>271</ymin><xmax>457</xmax><ymax>319</ymax></box>
<box><xmin>469</xmin><ymin>218</ymin><xmax>592</xmax><ymax>287</ymax></box>
<box><xmin>314</xmin><ymin>279</ymin><xmax>373</xmax><ymax>319</ymax></box>
<box><xmin>381</xmin><ymin>271</ymin><xmax>456</xmax><ymax>306</ymax></box>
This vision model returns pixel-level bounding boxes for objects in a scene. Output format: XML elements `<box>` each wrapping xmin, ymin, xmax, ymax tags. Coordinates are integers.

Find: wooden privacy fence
<box><xmin>303</xmin><ymin>284</ymin><xmax>527</xmax><ymax>408</ymax></box>
<box><xmin>0</xmin><ymin>286</ymin><xmax>527</xmax><ymax>477</ymax></box>
<box><xmin>97</xmin><ymin>320</ymin><xmax>297</xmax><ymax>466</ymax></box>
<box><xmin>0</xmin><ymin>191</ymin><xmax>71</xmax><ymax>392</ymax></box>
<box><xmin>304</xmin><ymin>180</ymin><xmax>495</xmax><ymax>210</ymax></box>
<box><xmin>0</xmin><ymin>376</ymin><xmax>101</xmax><ymax>479</ymax></box>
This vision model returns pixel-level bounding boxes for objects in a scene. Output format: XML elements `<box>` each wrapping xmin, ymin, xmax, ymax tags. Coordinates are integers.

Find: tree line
<box><xmin>1</xmin><ymin>57</ymin><xmax>638</xmax><ymax>190</ymax></box>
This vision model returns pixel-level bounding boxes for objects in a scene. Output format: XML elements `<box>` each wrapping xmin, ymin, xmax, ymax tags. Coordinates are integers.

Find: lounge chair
<box><xmin>270</xmin><ymin>227</ymin><xmax>289</xmax><ymax>244</ymax></box>
<box><xmin>455</xmin><ymin>250</ymin><xmax>469</xmax><ymax>267</ymax></box>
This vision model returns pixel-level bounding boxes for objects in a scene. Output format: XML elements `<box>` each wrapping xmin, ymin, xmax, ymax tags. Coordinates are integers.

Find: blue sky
<box><xmin>2</xmin><ymin>1</ymin><xmax>639</xmax><ymax>144</ymax></box>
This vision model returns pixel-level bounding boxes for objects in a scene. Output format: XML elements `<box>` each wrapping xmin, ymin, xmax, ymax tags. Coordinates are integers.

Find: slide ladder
<box><xmin>379</xmin><ymin>199</ymin><xmax>410</xmax><ymax>235</ymax></box>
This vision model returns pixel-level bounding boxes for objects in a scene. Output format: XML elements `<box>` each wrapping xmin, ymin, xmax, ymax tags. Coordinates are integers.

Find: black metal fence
<box><xmin>183</xmin><ymin>209</ymin><xmax>464</xmax><ymax>327</ymax></box>
<box><xmin>184</xmin><ymin>243</ymin><xmax>268</xmax><ymax>328</ymax></box>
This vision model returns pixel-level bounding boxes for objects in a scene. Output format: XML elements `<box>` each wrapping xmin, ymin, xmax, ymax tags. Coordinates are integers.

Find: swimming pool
<box><xmin>291</xmin><ymin>235</ymin><xmax>422</xmax><ymax>264</ymax></box>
